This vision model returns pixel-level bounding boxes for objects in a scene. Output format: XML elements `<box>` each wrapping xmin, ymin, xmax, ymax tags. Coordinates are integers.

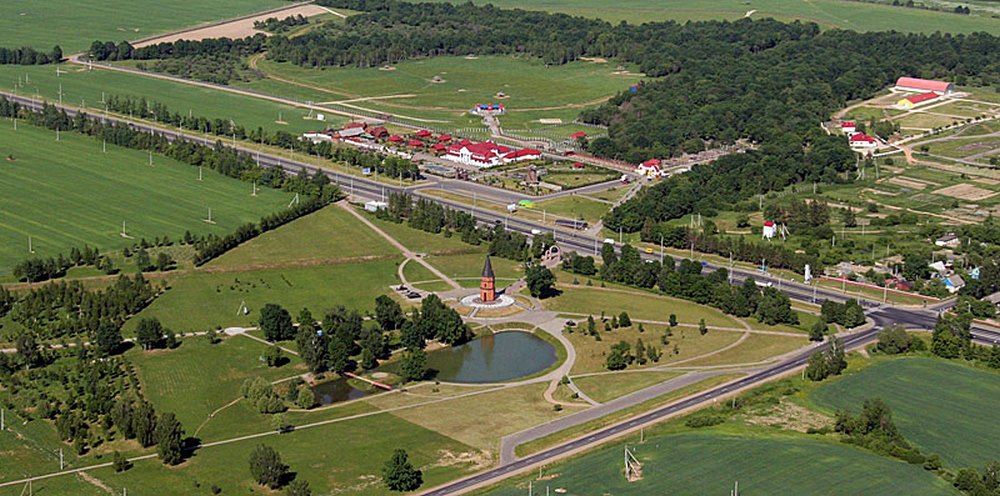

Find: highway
<box><xmin>7</xmin><ymin>92</ymin><xmax>1000</xmax><ymax>495</ymax></box>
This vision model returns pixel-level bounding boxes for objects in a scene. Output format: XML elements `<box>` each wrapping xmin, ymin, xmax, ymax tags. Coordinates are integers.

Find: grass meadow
<box><xmin>0</xmin><ymin>122</ymin><xmax>292</xmax><ymax>277</ymax></box>
<box><xmin>487</xmin><ymin>431</ymin><xmax>956</xmax><ymax>495</ymax></box>
<box><xmin>810</xmin><ymin>357</ymin><xmax>1000</xmax><ymax>469</ymax></box>
<box><xmin>0</xmin><ymin>0</ymin><xmax>286</xmax><ymax>52</ymax></box>
<box><xmin>0</xmin><ymin>64</ymin><xmax>322</xmax><ymax>135</ymax></box>
<box><xmin>420</xmin><ymin>0</ymin><xmax>1000</xmax><ymax>34</ymax></box>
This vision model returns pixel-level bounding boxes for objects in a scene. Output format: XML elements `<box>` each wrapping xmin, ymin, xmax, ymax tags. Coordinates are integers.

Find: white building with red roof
<box><xmin>849</xmin><ymin>133</ymin><xmax>878</xmax><ymax>153</ymax></box>
<box><xmin>445</xmin><ymin>141</ymin><xmax>512</xmax><ymax>168</ymax></box>
<box><xmin>841</xmin><ymin>121</ymin><xmax>856</xmax><ymax>135</ymax></box>
<box><xmin>636</xmin><ymin>159</ymin><xmax>664</xmax><ymax>179</ymax></box>
<box><xmin>762</xmin><ymin>220</ymin><xmax>777</xmax><ymax>240</ymax></box>
<box><xmin>503</xmin><ymin>148</ymin><xmax>542</xmax><ymax>164</ymax></box>
<box><xmin>895</xmin><ymin>77</ymin><xmax>954</xmax><ymax>95</ymax></box>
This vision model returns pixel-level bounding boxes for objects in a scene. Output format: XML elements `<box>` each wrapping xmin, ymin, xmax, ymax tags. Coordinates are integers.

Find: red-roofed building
<box><xmin>502</xmin><ymin>148</ymin><xmax>542</xmax><ymax>164</ymax></box>
<box><xmin>368</xmin><ymin>126</ymin><xmax>389</xmax><ymax>139</ymax></box>
<box><xmin>444</xmin><ymin>141</ymin><xmax>514</xmax><ymax>168</ymax></box>
<box><xmin>841</xmin><ymin>121</ymin><xmax>856</xmax><ymax>135</ymax></box>
<box><xmin>895</xmin><ymin>77</ymin><xmax>954</xmax><ymax>95</ymax></box>
<box><xmin>897</xmin><ymin>92</ymin><xmax>940</xmax><ymax>109</ymax></box>
<box><xmin>570</xmin><ymin>131</ymin><xmax>588</xmax><ymax>140</ymax></box>
<box><xmin>416</xmin><ymin>129</ymin><xmax>432</xmax><ymax>138</ymax></box>
<box><xmin>849</xmin><ymin>133</ymin><xmax>878</xmax><ymax>152</ymax></box>
<box><xmin>637</xmin><ymin>159</ymin><xmax>663</xmax><ymax>179</ymax></box>
<box><xmin>437</xmin><ymin>134</ymin><xmax>452</xmax><ymax>142</ymax></box>
<box><xmin>343</xmin><ymin>121</ymin><xmax>367</xmax><ymax>130</ymax></box>
<box><xmin>388</xmin><ymin>135</ymin><xmax>404</xmax><ymax>143</ymax></box>
<box><xmin>431</xmin><ymin>143</ymin><xmax>447</xmax><ymax>153</ymax></box>
<box><xmin>407</xmin><ymin>139</ymin><xmax>424</xmax><ymax>148</ymax></box>
<box><xmin>763</xmin><ymin>220</ymin><xmax>777</xmax><ymax>240</ymax></box>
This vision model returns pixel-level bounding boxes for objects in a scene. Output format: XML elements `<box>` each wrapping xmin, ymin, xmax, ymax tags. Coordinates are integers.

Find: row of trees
<box><xmin>254</xmin><ymin>15</ymin><xmax>310</xmax><ymax>33</ymax></box>
<box><xmin>12</xmin><ymin>244</ymin><xmax>117</xmax><ymax>283</ymax></box>
<box><xmin>0</xmin><ymin>45</ymin><xmax>62</xmax><ymax>64</ymax></box>
<box><xmin>564</xmin><ymin>244</ymin><xmax>798</xmax><ymax>326</ymax></box>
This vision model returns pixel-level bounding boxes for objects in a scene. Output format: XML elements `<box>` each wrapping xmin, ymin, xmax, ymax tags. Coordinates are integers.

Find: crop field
<box><xmin>484</xmin><ymin>431</ymin><xmax>956</xmax><ymax>495</ymax></box>
<box><xmin>126</xmin><ymin>259</ymin><xmax>401</xmax><ymax>332</ymax></box>
<box><xmin>0</xmin><ymin>0</ymin><xmax>286</xmax><ymax>52</ymax></box>
<box><xmin>0</xmin><ymin>64</ymin><xmax>321</xmax><ymax>135</ymax></box>
<box><xmin>810</xmin><ymin>357</ymin><xmax>1000</xmax><ymax>469</ymax></box>
<box><xmin>128</xmin><ymin>335</ymin><xmax>303</xmax><ymax>434</ymax></box>
<box><xmin>0</xmin><ymin>122</ymin><xmax>292</xmax><ymax>277</ymax></box>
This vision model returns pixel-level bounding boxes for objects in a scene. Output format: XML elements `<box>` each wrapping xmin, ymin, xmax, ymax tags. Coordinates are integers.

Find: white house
<box><xmin>935</xmin><ymin>234</ymin><xmax>960</xmax><ymax>248</ymax></box>
<box><xmin>444</xmin><ymin>140</ymin><xmax>511</xmax><ymax>168</ymax></box>
<box><xmin>302</xmin><ymin>131</ymin><xmax>333</xmax><ymax>144</ymax></box>
<box><xmin>364</xmin><ymin>200</ymin><xmax>388</xmax><ymax>213</ymax></box>
<box><xmin>636</xmin><ymin>159</ymin><xmax>664</xmax><ymax>179</ymax></box>
<box><xmin>849</xmin><ymin>133</ymin><xmax>878</xmax><ymax>153</ymax></box>
<box><xmin>841</xmin><ymin>121</ymin><xmax>856</xmax><ymax>135</ymax></box>
<box><xmin>762</xmin><ymin>220</ymin><xmax>777</xmax><ymax>240</ymax></box>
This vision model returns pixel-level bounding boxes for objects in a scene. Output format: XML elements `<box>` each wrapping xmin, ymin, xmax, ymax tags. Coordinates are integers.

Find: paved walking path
<box><xmin>339</xmin><ymin>202</ymin><xmax>462</xmax><ymax>290</ymax></box>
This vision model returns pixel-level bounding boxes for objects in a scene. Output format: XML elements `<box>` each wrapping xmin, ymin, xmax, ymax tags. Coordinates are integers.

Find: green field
<box><xmin>544</xmin><ymin>285</ymin><xmax>739</xmax><ymax>327</ymax></box>
<box><xmin>127</xmin><ymin>259</ymin><xmax>401</xmax><ymax>332</ymax></box>
<box><xmin>422</xmin><ymin>0</ymin><xmax>1000</xmax><ymax>34</ymax></box>
<box><xmin>0</xmin><ymin>122</ymin><xmax>292</xmax><ymax>277</ymax></box>
<box><xmin>810</xmin><ymin>357</ymin><xmax>1000</xmax><ymax>469</ymax></box>
<box><xmin>128</xmin><ymin>335</ymin><xmax>303</xmax><ymax>434</ymax></box>
<box><xmin>485</xmin><ymin>431</ymin><xmax>956</xmax><ymax>495</ymax></box>
<box><xmin>0</xmin><ymin>0</ymin><xmax>286</xmax><ymax>52</ymax></box>
<box><xmin>536</xmin><ymin>195</ymin><xmax>612</xmax><ymax>224</ymax></box>
<box><xmin>0</xmin><ymin>64</ymin><xmax>323</xmax><ymax>135</ymax></box>
<box><xmin>208</xmin><ymin>204</ymin><xmax>400</xmax><ymax>268</ymax></box>
<box><xmin>573</xmin><ymin>371</ymin><xmax>680</xmax><ymax>403</ymax></box>
<box><xmin>251</xmin><ymin>56</ymin><xmax>638</xmax><ymax>112</ymax></box>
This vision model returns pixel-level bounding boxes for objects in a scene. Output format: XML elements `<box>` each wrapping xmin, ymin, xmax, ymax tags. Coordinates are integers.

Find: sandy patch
<box><xmin>79</xmin><ymin>472</ymin><xmax>114</xmax><ymax>494</ymax></box>
<box><xmin>974</xmin><ymin>178</ymin><xmax>1000</xmax><ymax>185</ymax></box>
<box><xmin>933</xmin><ymin>183</ymin><xmax>999</xmax><ymax>201</ymax></box>
<box><xmin>881</xmin><ymin>165</ymin><xmax>904</xmax><ymax>174</ymax></box>
<box><xmin>464</xmin><ymin>55</ymin><xmax>479</xmax><ymax>60</ymax></box>
<box><xmin>379</xmin><ymin>65</ymin><xmax>396</xmax><ymax>71</ymax></box>
<box><xmin>538</xmin><ymin>118</ymin><xmax>563</xmax><ymax>124</ymax></box>
<box><xmin>134</xmin><ymin>4</ymin><xmax>329</xmax><ymax>47</ymax></box>
<box><xmin>863</xmin><ymin>188</ymin><xmax>899</xmax><ymax>196</ymax></box>
<box><xmin>886</xmin><ymin>177</ymin><xmax>932</xmax><ymax>190</ymax></box>
<box><xmin>426</xmin><ymin>449</ymin><xmax>493</xmax><ymax>471</ymax></box>
<box><xmin>743</xmin><ymin>401</ymin><xmax>831</xmax><ymax>433</ymax></box>
<box><xmin>579</xmin><ymin>56</ymin><xmax>608</xmax><ymax>64</ymax></box>
<box><xmin>956</xmin><ymin>142</ymin><xmax>999</xmax><ymax>152</ymax></box>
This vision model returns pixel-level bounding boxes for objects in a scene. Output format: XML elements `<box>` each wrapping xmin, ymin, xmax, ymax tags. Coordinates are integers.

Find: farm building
<box><xmin>849</xmin><ymin>133</ymin><xmax>878</xmax><ymax>153</ymax></box>
<box><xmin>896</xmin><ymin>92</ymin><xmax>940</xmax><ymax>109</ymax></box>
<box><xmin>407</xmin><ymin>139</ymin><xmax>425</xmax><ymax>148</ymax></box>
<box><xmin>415</xmin><ymin>129</ymin><xmax>432</xmax><ymax>138</ymax></box>
<box><xmin>368</xmin><ymin>126</ymin><xmax>389</xmax><ymax>139</ymax></box>
<box><xmin>762</xmin><ymin>220</ymin><xmax>777</xmax><ymax>240</ymax></box>
<box><xmin>841</xmin><ymin>121</ymin><xmax>856</xmax><ymax>135</ymax></box>
<box><xmin>302</xmin><ymin>131</ymin><xmax>333</xmax><ymax>144</ymax></box>
<box><xmin>571</xmin><ymin>131</ymin><xmax>588</xmax><ymax>140</ymax></box>
<box><xmin>338</xmin><ymin>127</ymin><xmax>366</xmax><ymax>139</ymax></box>
<box><xmin>388</xmin><ymin>135</ymin><xmax>404</xmax><ymax>144</ymax></box>
<box><xmin>636</xmin><ymin>159</ymin><xmax>664</xmax><ymax>179</ymax></box>
<box><xmin>894</xmin><ymin>77</ymin><xmax>954</xmax><ymax>95</ymax></box>
<box><xmin>437</xmin><ymin>134</ymin><xmax>452</xmax><ymax>142</ymax></box>
<box><xmin>935</xmin><ymin>234</ymin><xmax>960</xmax><ymax>248</ymax></box>
<box><xmin>444</xmin><ymin>140</ymin><xmax>540</xmax><ymax>168</ymax></box>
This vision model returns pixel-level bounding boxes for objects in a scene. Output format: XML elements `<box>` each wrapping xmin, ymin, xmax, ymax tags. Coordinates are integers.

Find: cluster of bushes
<box><xmin>820</xmin><ymin>299</ymin><xmax>867</xmax><ymax>329</ymax></box>
<box><xmin>834</xmin><ymin>397</ymin><xmax>925</xmax><ymax>464</ymax></box>
<box><xmin>804</xmin><ymin>337</ymin><xmax>847</xmax><ymax>381</ymax></box>
<box><xmin>254</xmin><ymin>14</ymin><xmax>310</xmax><ymax>33</ymax></box>
<box><xmin>13</xmin><ymin>245</ymin><xmax>118</xmax><ymax>283</ymax></box>
<box><xmin>241</xmin><ymin>377</ymin><xmax>288</xmax><ymax>414</ymax></box>
<box><xmin>605</xmin><ymin>338</ymin><xmax>661</xmax><ymax>370</ymax></box>
<box><xmin>0</xmin><ymin>45</ymin><xmax>62</xmax><ymax>64</ymax></box>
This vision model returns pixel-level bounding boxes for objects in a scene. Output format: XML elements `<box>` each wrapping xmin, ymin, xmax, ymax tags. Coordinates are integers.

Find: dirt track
<box><xmin>134</xmin><ymin>3</ymin><xmax>330</xmax><ymax>47</ymax></box>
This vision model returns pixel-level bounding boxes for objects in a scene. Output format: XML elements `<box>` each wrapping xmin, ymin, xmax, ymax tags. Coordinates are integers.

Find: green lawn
<box><xmin>128</xmin><ymin>335</ymin><xmax>303</xmax><ymax>436</ymax></box>
<box><xmin>682</xmin><ymin>333</ymin><xmax>808</xmax><ymax>367</ymax></box>
<box><xmin>0</xmin><ymin>122</ymin><xmax>292</xmax><ymax>277</ymax></box>
<box><xmin>250</xmin><ymin>56</ymin><xmax>638</xmax><ymax>111</ymax></box>
<box><xmin>535</xmin><ymin>195</ymin><xmax>612</xmax><ymax>224</ymax></box>
<box><xmin>545</xmin><ymin>285</ymin><xmax>739</xmax><ymax>327</ymax></box>
<box><xmin>421</xmin><ymin>0</ymin><xmax>1000</xmax><ymax>34</ymax></box>
<box><xmin>567</xmin><ymin>323</ymin><xmax>743</xmax><ymax>374</ymax></box>
<box><xmin>810</xmin><ymin>357</ymin><xmax>1000</xmax><ymax>469</ymax></box>
<box><xmin>27</xmin><ymin>413</ymin><xmax>481</xmax><ymax>496</ymax></box>
<box><xmin>486</xmin><ymin>432</ymin><xmax>957</xmax><ymax>495</ymax></box>
<box><xmin>127</xmin><ymin>259</ymin><xmax>401</xmax><ymax>332</ymax></box>
<box><xmin>418</xmin><ymin>252</ymin><xmax>523</xmax><ymax>288</ymax></box>
<box><xmin>365</xmin><ymin>213</ymin><xmax>481</xmax><ymax>254</ymax></box>
<box><xmin>573</xmin><ymin>371</ymin><xmax>680</xmax><ymax>403</ymax></box>
<box><xmin>0</xmin><ymin>0</ymin><xmax>286</xmax><ymax>52</ymax></box>
<box><xmin>0</xmin><ymin>64</ymin><xmax>320</xmax><ymax>135</ymax></box>
<box><xmin>208</xmin><ymin>204</ymin><xmax>400</xmax><ymax>268</ymax></box>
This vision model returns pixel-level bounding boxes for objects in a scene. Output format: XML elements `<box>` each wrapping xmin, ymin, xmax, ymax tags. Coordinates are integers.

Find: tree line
<box><xmin>0</xmin><ymin>45</ymin><xmax>62</xmax><ymax>65</ymax></box>
<box><xmin>89</xmin><ymin>36</ymin><xmax>267</xmax><ymax>85</ymax></box>
<box><xmin>254</xmin><ymin>15</ymin><xmax>310</xmax><ymax>33</ymax></box>
<box><xmin>13</xmin><ymin>245</ymin><xmax>117</xmax><ymax>283</ymax></box>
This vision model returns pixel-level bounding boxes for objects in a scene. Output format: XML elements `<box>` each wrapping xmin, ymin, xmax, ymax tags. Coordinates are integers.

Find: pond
<box><xmin>426</xmin><ymin>331</ymin><xmax>557</xmax><ymax>383</ymax></box>
<box><xmin>311</xmin><ymin>377</ymin><xmax>372</xmax><ymax>405</ymax></box>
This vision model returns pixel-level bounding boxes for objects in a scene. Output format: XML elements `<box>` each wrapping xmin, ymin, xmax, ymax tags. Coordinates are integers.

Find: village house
<box><xmin>636</xmin><ymin>159</ymin><xmax>664</xmax><ymax>179</ymax></box>
<box><xmin>849</xmin><ymin>133</ymin><xmax>878</xmax><ymax>153</ymax></box>
<box><xmin>935</xmin><ymin>234</ymin><xmax>961</xmax><ymax>248</ymax></box>
<box><xmin>841</xmin><ymin>121</ymin><xmax>856</xmax><ymax>135</ymax></box>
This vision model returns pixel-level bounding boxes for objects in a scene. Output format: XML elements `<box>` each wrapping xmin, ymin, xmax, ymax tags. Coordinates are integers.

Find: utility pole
<box><xmin>59</xmin><ymin>449</ymin><xmax>64</xmax><ymax>470</ymax></box>
<box><xmin>659</xmin><ymin>234</ymin><xmax>664</xmax><ymax>263</ymax></box>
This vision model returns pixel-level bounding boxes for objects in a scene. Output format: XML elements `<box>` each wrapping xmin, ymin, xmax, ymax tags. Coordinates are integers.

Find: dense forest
<box><xmin>89</xmin><ymin>36</ymin><xmax>266</xmax><ymax>84</ymax></box>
